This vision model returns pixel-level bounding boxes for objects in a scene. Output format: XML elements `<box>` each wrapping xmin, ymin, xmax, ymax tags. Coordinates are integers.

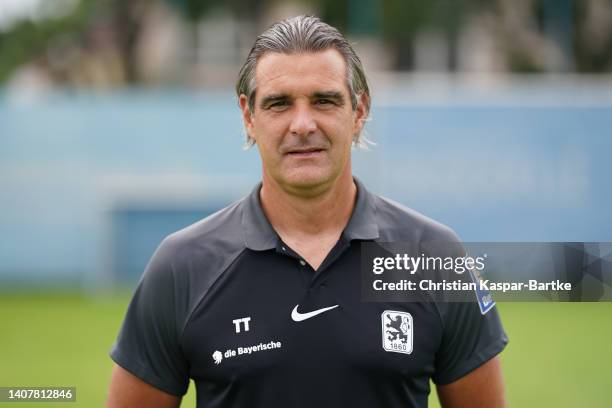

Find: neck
<box><xmin>260</xmin><ymin>171</ymin><xmax>357</xmax><ymax>239</ymax></box>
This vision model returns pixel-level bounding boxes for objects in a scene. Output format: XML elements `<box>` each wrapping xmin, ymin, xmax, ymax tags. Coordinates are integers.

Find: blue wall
<box><xmin>1</xmin><ymin>84</ymin><xmax>611</xmax><ymax>286</ymax></box>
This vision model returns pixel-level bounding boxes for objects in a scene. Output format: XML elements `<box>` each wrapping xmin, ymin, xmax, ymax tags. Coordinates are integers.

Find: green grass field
<box><xmin>0</xmin><ymin>293</ymin><xmax>610</xmax><ymax>407</ymax></box>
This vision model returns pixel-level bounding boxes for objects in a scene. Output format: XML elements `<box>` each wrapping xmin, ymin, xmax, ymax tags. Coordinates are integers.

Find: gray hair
<box><xmin>236</xmin><ymin>15</ymin><xmax>371</xmax><ymax>148</ymax></box>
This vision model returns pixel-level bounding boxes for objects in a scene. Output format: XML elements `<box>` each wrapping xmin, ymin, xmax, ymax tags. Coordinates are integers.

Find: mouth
<box><xmin>286</xmin><ymin>148</ymin><xmax>325</xmax><ymax>157</ymax></box>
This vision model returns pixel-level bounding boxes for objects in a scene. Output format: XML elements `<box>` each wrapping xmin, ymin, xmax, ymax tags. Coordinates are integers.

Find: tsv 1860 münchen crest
<box><xmin>381</xmin><ymin>310</ymin><xmax>413</xmax><ymax>354</ymax></box>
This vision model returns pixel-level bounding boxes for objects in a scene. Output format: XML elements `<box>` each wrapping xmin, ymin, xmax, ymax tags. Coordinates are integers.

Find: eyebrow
<box><xmin>259</xmin><ymin>90</ymin><xmax>346</xmax><ymax>109</ymax></box>
<box><xmin>312</xmin><ymin>91</ymin><xmax>344</xmax><ymax>104</ymax></box>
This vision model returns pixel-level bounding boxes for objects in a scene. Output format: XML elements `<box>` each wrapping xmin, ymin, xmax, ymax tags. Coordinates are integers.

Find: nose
<box><xmin>288</xmin><ymin>102</ymin><xmax>317</xmax><ymax>137</ymax></box>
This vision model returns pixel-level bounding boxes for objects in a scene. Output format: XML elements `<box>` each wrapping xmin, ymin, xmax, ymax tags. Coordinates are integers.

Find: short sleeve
<box><xmin>110</xmin><ymin>237</ymin><xmax>190</xmax><ymax>396</ymax></box>
<box><xmin>432</xmin><ymin>300</ymin><xmax>508</xmax><ymax>385</ymax></box>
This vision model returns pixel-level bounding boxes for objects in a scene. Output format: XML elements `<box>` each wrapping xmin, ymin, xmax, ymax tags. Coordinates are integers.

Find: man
<box><xmin>108</xmin><ymin>15</ymin><xmax>508</xmax><ymax>407</ymax></box>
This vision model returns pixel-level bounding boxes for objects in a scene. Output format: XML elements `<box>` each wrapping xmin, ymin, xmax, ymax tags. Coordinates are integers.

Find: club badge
<box><xmin>382</xmin><ymin>310</ymin><xmax>413</xmax><ymax>354</ymax></box>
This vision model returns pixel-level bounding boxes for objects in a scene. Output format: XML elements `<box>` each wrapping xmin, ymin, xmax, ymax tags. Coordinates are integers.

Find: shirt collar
<box><xmin>241</xmin><ymin>177</ymin><xmax>379</xmax><ymax>251</ymax></box>
<box><xmin>241</xmin><ymin>182</ymin><xmax>278</xmax><ymax>251</ymax></box>
<box><xmin>343</xmin><ymin>177</ymin><xmax>380</xmax><ymax>242</ymax></box>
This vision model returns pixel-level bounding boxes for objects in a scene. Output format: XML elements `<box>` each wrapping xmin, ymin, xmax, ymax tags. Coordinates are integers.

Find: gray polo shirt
<box><xmin>110</xmin><ymin>178</ymin><xmax>507</xmax><ymax>407</ymax></box>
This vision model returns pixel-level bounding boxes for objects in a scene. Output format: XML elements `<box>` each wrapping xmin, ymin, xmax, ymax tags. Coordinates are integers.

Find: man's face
<box><xmin>239</xmin><ymin>49</ymin><xmax>368</xmax><ymax>193</ymax></box>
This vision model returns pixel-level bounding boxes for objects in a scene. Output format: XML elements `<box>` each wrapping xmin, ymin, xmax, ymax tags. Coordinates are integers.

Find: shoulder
<box><xmin>373</xmin><ymin>194</ymin><xmax>460</xmax><ymax>244</ymax></box>
<box><xmin>158</xmin><ymin>198</ymin><xmax>247</xmax><ymax>269</ymax></box>
<box><xmin>141</xmin><ymin>197</ymin><xmax>249</xmax><ymax>329</ymax></box>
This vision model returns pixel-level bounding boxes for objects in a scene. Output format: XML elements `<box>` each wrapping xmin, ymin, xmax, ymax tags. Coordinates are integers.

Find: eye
<box><xmin>269</xmin><ymin>100</ymin><xmax>290</xmax><ymax>111</ymax></box>
<box><xmin>315</xmin><ymin>98</ymin><xmax>336</xmax><ymax>108</ymax></box>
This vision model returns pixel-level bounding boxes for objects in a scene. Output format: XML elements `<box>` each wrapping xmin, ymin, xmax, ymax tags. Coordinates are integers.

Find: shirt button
<box><xmin>299</xmin><ymin>259</ymin><xmax>306</xmax><ymax>266</ymax></box>
<box><xmin>282</xmin><ymin>246</ymin><xmax>286</xmax><ymax>251</ymax></box>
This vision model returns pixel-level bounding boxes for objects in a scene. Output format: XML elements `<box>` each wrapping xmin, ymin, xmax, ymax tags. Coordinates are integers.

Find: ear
<box><xmin>239</xmin><ymin>94</ymin><xmax>255</xmax><ymax>141</ymax></box>
<box><xmin>353</xmin><ymin>92</ymin><xmax>369</xmax><ymax>135</ymax></box>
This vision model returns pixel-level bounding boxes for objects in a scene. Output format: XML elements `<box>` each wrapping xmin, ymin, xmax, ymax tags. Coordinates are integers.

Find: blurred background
<box><xmin>1</xmin><ymin>0</ymin><xmax>611</xmax><ymax>407</ymax></box>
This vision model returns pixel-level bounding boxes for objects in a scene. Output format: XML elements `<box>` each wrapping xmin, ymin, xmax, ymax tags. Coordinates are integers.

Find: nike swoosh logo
<box><xmin>291</xmin><ymin>304</ymin><xmax>339</xmax><ymax>322</ymax></box>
